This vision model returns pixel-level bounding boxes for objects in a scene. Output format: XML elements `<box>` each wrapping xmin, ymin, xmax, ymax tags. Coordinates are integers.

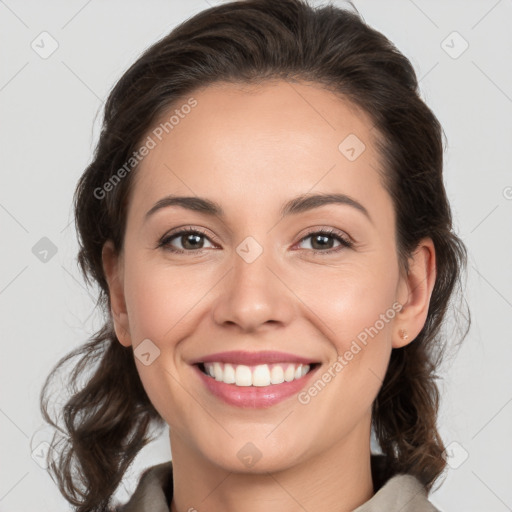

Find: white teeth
<box><xmin>202</xmin><ymin>362</ymin><xmax>311</xmax><ymax>386</ymax></box>
<box><xmin>270</xmin><ymin>365</ymin><xmax>285</xmax><ymax>384</ymax></box>
<box><xmin>213</xmin><ymin>362</ymin><xmax>223</xmax><ymax>381</ymax></box>
<box><xmin>253</xmin><ymin>365</ymin><xmax>271</xmax><ymax>387</ymax></box>
<box><xmin>235</xmin><ymin>365</ymin><xmax>252</xmax><ymax>386</ymax></box>
<box><xmin>284</xmin><ymin>365</ymin><xmax>295</xmax><ymax>382</ymax></box>
<box><xmin>223</xmin><ymin>363</ymin><xmax>236</xmax><ymax>384</ymax></box>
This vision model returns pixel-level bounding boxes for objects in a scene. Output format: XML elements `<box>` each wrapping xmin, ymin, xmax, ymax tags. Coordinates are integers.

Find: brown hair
<box><xmin>40</xmin><ymin>0</ymin><xmax>470</xmax><ymax>510</ymax></box>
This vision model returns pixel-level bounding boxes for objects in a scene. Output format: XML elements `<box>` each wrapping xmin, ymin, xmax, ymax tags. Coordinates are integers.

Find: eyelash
<box><xmin>157</xmin><ymin>226</ymin><xmax>354</xmax><ymax>255</ymax></box>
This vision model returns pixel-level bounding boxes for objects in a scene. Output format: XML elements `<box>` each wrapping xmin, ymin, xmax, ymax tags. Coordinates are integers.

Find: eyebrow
<box><xmin>144</xmin><ymin>193</ymin><xmax>372</xmax><ymax>224</ymax></box>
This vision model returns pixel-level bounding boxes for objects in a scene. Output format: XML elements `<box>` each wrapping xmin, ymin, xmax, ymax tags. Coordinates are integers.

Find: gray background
<box><xmin>1</xmin><ymin>0</ymin><xmax>511</xmax><ymax>510</ymax></box>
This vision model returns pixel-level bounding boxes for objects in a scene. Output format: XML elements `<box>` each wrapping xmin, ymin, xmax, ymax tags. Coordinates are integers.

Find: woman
<box><xmin>40</xmin><ymin>0</ymin><xmax>470</xmax><ymax>510</ymax></box>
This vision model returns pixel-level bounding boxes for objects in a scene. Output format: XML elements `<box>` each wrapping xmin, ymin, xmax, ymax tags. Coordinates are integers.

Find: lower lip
<box><xmin>193</xmin><ymin>364</ymin><xmax>319</xmax><ymax>408</ymax></box>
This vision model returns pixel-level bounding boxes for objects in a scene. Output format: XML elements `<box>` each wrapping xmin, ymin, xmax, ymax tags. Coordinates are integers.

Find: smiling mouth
<box><xmin>196</xmin><ymin>362</ymin><xmax>320</xmax><ymax>387</ymax></box>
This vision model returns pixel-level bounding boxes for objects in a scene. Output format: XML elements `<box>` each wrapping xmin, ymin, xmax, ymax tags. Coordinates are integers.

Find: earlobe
<box><xmin>102</xmin><ymin>240</ymin><xmax>132</xmax><ymax>347</ymax></box>
<box><xmin>393</xmin><ymin>238</ymin><xmax>436</xmax><ymax>349</ymax></box>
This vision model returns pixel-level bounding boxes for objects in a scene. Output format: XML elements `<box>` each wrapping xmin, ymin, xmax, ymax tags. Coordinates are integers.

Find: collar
<box><xmin>120</xmin><ymin>455</ymin><xmax>440</xmax><ymax>512</ymax></box>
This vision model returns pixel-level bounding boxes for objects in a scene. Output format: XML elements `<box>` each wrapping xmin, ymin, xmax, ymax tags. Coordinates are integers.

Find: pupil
<box><xmin>312</xmin><ymin>234</ymin><xmax>332</xmax><ymax>250</ymax></box>
<box><xmin>184</xmin><ymin>234</ymin><xmax>202</xmax><ymax>249</ymax></box>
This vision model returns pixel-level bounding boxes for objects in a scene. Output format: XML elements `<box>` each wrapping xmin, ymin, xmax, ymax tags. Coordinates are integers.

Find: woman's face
<box><xmin>104</xmin><ymin>80</ymin><xmax>422</xmax><ymax>473</ymax></box>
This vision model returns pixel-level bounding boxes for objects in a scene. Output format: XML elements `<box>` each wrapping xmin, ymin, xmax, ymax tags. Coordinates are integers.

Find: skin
<box><xmin>102</xmin><ymin>80</ymin><xmax>436</xmax><ymax>512</ymax></box>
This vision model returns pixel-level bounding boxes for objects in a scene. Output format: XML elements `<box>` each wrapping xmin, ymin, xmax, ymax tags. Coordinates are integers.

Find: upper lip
<box><xmin>190</xmin><ymin>350</ymin><xmax>318</xmax><ymax>366</ymax></box>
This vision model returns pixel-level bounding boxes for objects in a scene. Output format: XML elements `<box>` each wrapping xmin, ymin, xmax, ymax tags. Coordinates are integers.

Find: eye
<box><xmin>157</xmin><ymin>226</ymin><xmax>353</xmax><ymax>255</ymax></box>
<box><xmin>296</xmin><ymin>228</ymin><xmax>353</xmax><ymax>253</ymax></box>
<box><xmin>157</xmin><ymin>227</ymin><xmax>217</xmax><ymax>253</ymax></box>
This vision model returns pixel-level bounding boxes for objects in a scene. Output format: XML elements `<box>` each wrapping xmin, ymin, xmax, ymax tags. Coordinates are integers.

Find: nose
<box><xmin>211</xmin><ymin>244</ymin><xmax>295</xmax><ymax>333</ymax></box>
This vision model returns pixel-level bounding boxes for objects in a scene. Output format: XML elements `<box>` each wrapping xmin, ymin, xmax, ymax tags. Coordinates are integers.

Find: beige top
<box><xmin>118</xmin><ymin>456</ymin><xmax>441</xmax><ymax>512</ymax></box>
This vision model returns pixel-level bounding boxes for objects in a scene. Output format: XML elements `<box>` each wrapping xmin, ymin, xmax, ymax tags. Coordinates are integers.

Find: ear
<box><xmin>393</xmin><ymin>237</ymin><xmax>437</xmax><ymax>349</ymax></box>
<box><xmin>102</xmin><ymin>240</ymin><xmax>132</xmax><ymax>347</ymax></box>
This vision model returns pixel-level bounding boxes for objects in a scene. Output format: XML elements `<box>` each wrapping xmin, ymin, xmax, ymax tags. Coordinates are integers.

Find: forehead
<box><xmin>128</xmin><ymin>80</ymin><xmax>389</xmax><ymax>223</ymax></box>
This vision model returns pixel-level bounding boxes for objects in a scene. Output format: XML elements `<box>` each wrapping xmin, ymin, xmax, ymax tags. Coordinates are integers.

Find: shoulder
<box><xmin>116</xmin><ymin>461</ymin><xmax>173</xmax><ymax>512</ymax></box>
<box><xmin>116</xmin><ymin>457</ymin><xmax>442</xmax><ymax>512</ymax></box>
<box><xmin>353</xmin><ymin>472</ymin><xmax>441</xmax><ymax>512</ymax></box>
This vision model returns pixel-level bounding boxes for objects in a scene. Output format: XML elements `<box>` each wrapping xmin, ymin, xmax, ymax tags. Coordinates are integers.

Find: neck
<box><xmin>169</xmin><ymin>423</ymin><xmax>374</xmax><ymax>512</ymax></box>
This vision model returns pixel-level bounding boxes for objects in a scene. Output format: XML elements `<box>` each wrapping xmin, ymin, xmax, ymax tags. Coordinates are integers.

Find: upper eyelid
<box><xmin>161</xmin><ymin>226</ymin><xmax>352</xmax><ymax>248</ymax></box>
<box><xmin>162</xmin><ymin>226</ymin><xmax>220</xmax><ymax>244</ymax></box>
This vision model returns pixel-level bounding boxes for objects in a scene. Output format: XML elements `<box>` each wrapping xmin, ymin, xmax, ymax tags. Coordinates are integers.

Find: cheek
<box><xmin>296</xmin><ymin>278</ymin><xmax>396</xmax><ymax>442</ymax></box>
<box><xmin>297</xmin><ymin>260</ymin><xmax>399</xmax><ymax>408</ymax></box>
<box><xmin>121</xmin><ymin>255</ymin><xmax>218</xmax><ymax>424</ymax></box>
<box><xmin>121</xmin><ymin>256</ymin><xmax>201</xmax><ymax>427</ymax></box>
<box><xmin>300</xmin><ymin>259</ymin><xmax>400</xmax><ymax>351</ymax></box>
<box><xmin>122</xmin><ymin>254</ymin><xmax>209</xmax><ymax>344</ymax></box>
